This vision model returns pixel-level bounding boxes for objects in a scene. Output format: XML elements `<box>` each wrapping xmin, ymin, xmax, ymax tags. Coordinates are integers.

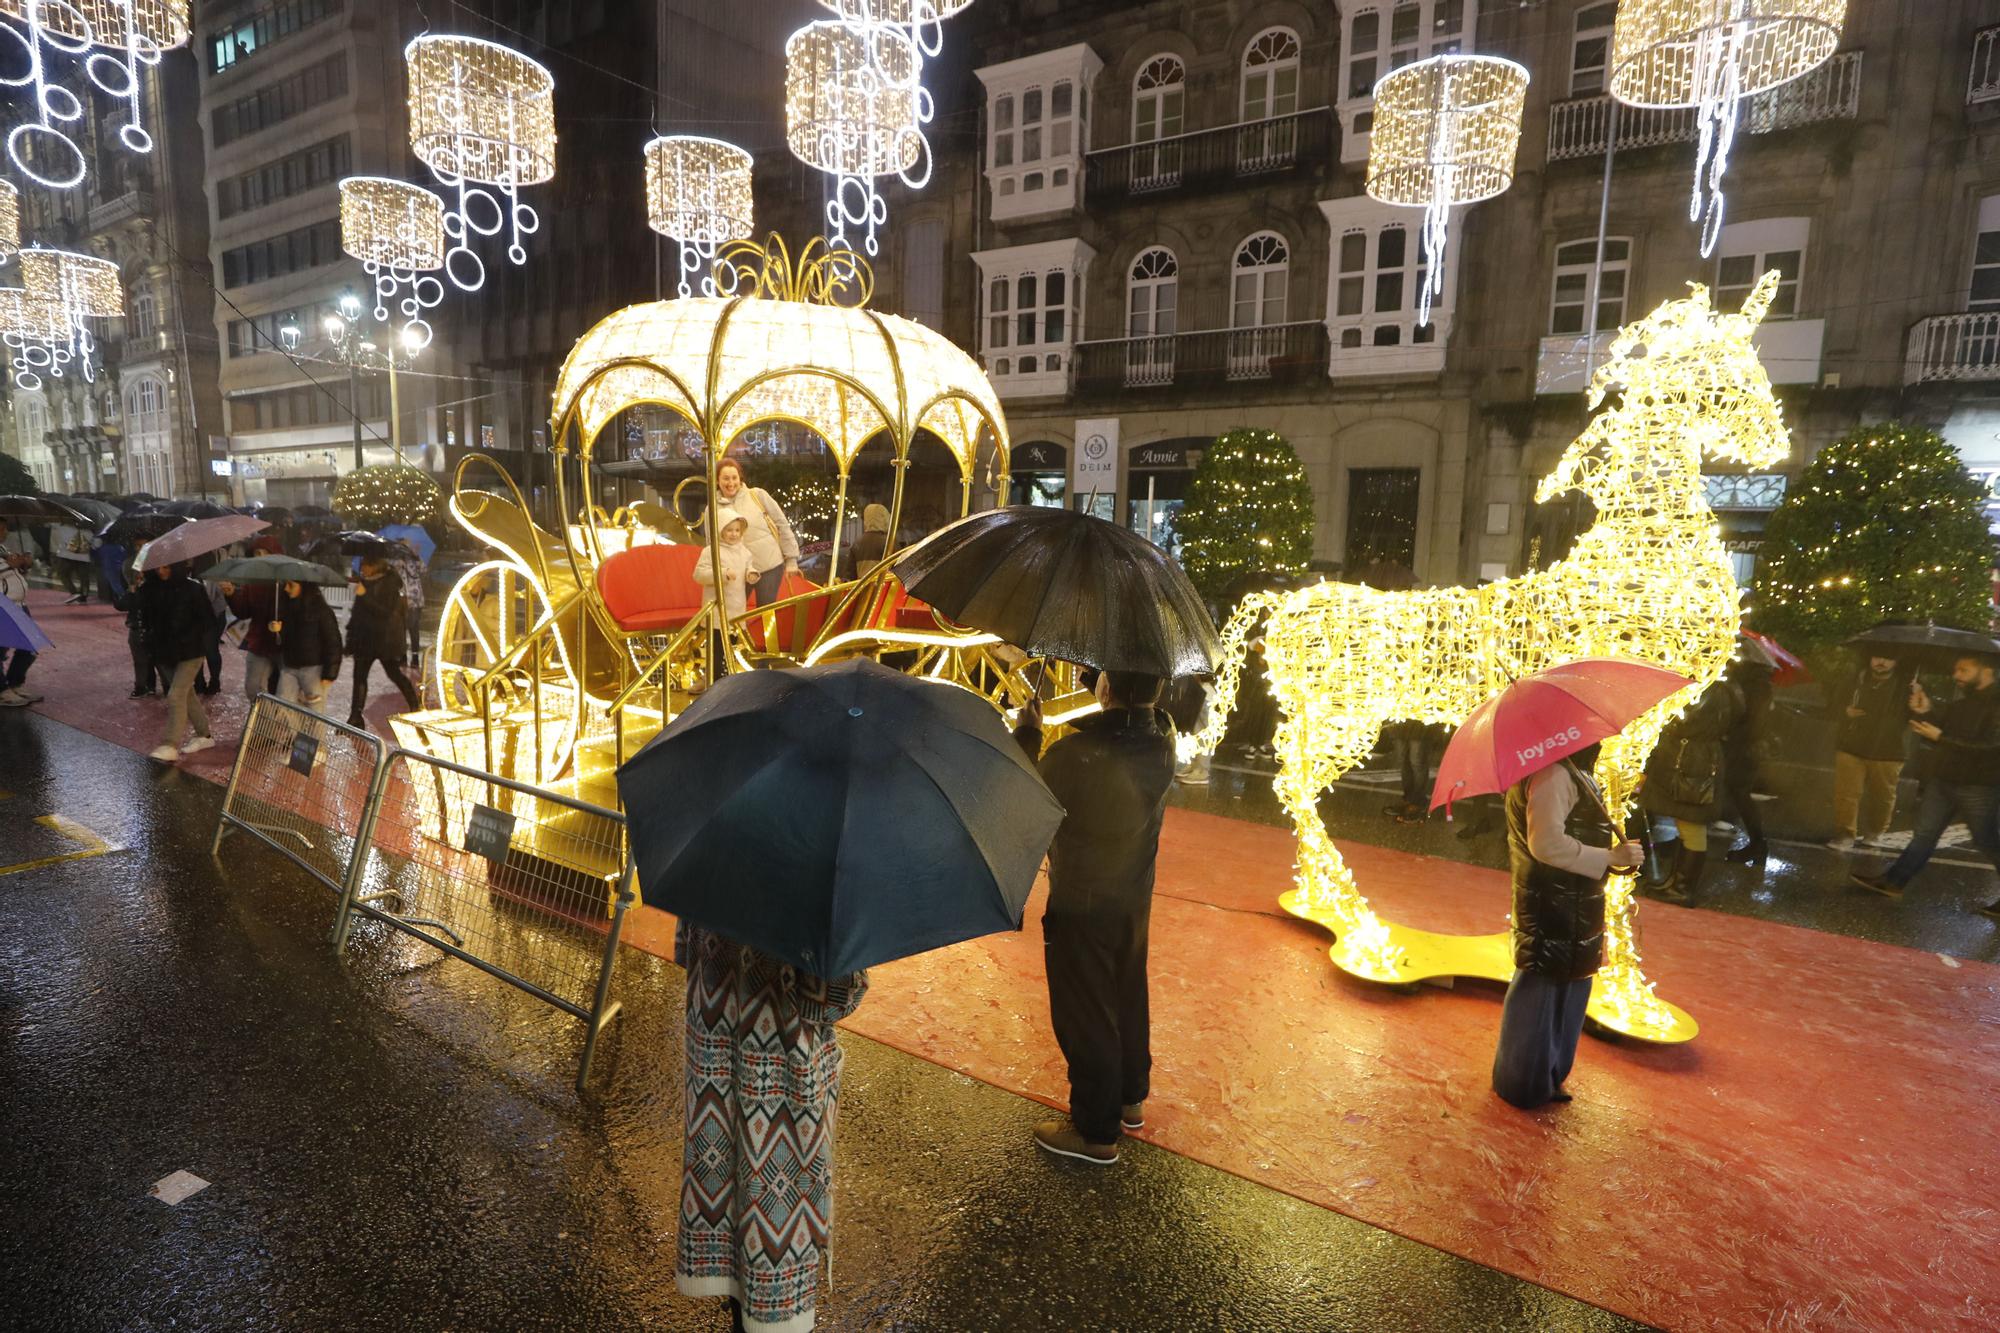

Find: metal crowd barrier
<box><xmin>211</xmin><ymin>695</ymin><xmax>633</xmax><ymax>1093</ymax></box>
<box><xmin>214</xmin><ymin>695</ymin><xmax>390</xmax><ymax>896</ymax></box>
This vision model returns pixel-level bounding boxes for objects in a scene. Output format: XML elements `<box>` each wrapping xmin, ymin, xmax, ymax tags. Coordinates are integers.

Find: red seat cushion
<box><xmin>597</xmin><ymin>544</ymin><xmax>705</xmax><ymax>634</ymax></box>
<box><xmin>744</xmin><ymin>573</ymin><xmax>827</xmax><ymax>654</ymax></box>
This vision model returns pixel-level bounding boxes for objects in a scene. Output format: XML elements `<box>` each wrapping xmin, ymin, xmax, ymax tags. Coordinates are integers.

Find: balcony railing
<box><xmin>1972</xmin><ymin>26</ymin><xmax>2000</xmax><ymax>104</ymax></box>
<box><xmin>1074</xmin><ymin>321</ymin><xmax>1328</xmax><ymax>392</ymax></box>
<box><xmin>1547</xmin><ymin>51</ymin><xmax>1863</xmax><ymax>161</ymax></box>
<box><xmin>1086</xmin><ymin>108</ymin><xmax>1331</xmax><ymax>203</ymax></box>
<box><xmin>1906</xmin><ymin>312</ymin><xmax>2000</xmax><ymax>385</ymax></box>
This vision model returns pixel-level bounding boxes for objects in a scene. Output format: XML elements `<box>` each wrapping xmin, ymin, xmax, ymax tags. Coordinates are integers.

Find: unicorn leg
<box><xmin>1271</xmin><ymin>716</ymin><xmax>1403</xmax><ymax>978</ymax></box>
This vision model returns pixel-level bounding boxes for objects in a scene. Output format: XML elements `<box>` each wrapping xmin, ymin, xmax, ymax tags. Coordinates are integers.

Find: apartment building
<box><xmin>4</xmin><ymin>46</ymin><xmax>223</xmax><ymax>501</ymax></box>
<box><xmin>854</xmin><ymin>0</ymin><xmax>2000</xmax><ymax>585</ymax></box>
<box><xmin>195</xmin><ymin>0</ymin><xmax>434</xmax><ymax>505</ymax></box>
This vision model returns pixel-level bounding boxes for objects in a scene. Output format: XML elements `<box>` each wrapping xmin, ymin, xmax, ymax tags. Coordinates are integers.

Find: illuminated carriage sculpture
<box><xmin>392</xmin><ymin>239</ymin><xmax>1074</xmax><ymax>815</ymax></box>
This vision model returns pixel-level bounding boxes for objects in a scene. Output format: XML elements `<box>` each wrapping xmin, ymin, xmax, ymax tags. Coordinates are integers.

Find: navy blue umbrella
<box><xmin>618</xmin><ymin>659</ymin><xmax>1064</xmax><ymax>977</ymax></box>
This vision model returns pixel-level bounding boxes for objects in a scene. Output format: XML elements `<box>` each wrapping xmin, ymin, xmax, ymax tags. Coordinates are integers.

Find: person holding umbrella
<box><xmin>1852</xmin><ymin>651</ymin><xmax>2000</xmax><ymax>916</ymax></box>
<box><xmin>1427</xmin><ymin>658</ymin><xmax>1688</xmax><ymax>1110</ymax></box>
<box><xmin>265</xmin><ymin>578</ymin><xmax>342</xmax><ymax>707</ymax></box>
<box><xmin>619</xmin><ymin>660</ymin><xmax>1062</xmax><ymax>1333</ymax></box>
<box><xmin>1014</xmin><ymin>669</ymin><xmax>1177</xmax><ymax>1164</ymax></box>
<box><xmin>0</xmin><ymin>517</ymin><xmax>49</xmax><ymax>708</ymax></box>
<box><xmin>344</xmin><ymin>553</ymin><xmax>421</xmax><ymax>727</ymax></box>
<box><xmin>1828</xmin><ymin>653</ymin><xmax>1912</xmax><ymax>852</ymax></box>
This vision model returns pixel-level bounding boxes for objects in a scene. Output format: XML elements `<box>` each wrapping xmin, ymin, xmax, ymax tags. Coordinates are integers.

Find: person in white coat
<box><xmin>714</xmin><ymin>457</ymin><xmax>800</xmax><ymax>608</ymax></box>
<box><xmin>693</xmin><ymin>515</ymin><xmax>754</xmax><ymax>620</ymax></box>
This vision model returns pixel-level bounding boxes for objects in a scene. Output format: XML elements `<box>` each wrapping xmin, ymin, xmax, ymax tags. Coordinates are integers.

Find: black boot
<box><xmin>1654</xmin><ymin>843</ymin><xmax>1691</xmax><ymax>902</ymax></box>
<box><xmin>1723</xmin><ymin>837</ymin><xmax>1767</xmax><ymax>865</ymax></box>
<box><xmin>1676</xmin><ymin>848</ymin><xmax>1710</xmax><ymax>903</ymax></box>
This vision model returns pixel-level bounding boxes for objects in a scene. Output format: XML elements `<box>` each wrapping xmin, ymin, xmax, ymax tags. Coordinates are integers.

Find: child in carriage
<box><xmin>693</xmin><ymin>513</ymin><xmax>753</xmax><ymax>619</ymax></box>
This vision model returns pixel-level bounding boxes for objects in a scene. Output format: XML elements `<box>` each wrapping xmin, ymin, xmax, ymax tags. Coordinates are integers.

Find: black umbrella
<box><xmin>889</xmin><ymin>506</ymin><xmax>1222</xmax><ymax>677</ymax></box>
<box><xmin>294</xmin><ymin>503</ymin><xmax>337</xmax><ymax>520</ymax></box>
<box><xmin>156</xmin><ymin>498</ymin><xmax>235</xmax><ymax>520</ymax></box>
<box><xmin>337</xmin><ymin>529</ymin><xmax>400</xmax><ymax>557</ymax></box>
<box><xmin>618</xmin><ymin>658</ymin><xmax>1064</xmax><ymax>977</ymax></box>
<box><xmin>1844</xmin><ymin>621</ymin><xmax>2000</xmax><ymax>670</ymax></box>
<box><xmin>250</xmin><ymin>505</ymin><xmax>294</xmax><ymax>524</ymax></box>
<box><xmin>0</xmin><ymin>494</ymin><xmax>88</xmax><ymax>523</ymax></box>
<box><xmin>97</xmin><ymin>510</ymin><xmax>188</xmax><ymax>547</ymax></box>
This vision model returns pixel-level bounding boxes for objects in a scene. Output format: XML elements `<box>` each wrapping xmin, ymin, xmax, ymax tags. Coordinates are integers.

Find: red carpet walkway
<box><xmin>16</xmin><ymin>589</ymin><xmax>1999</xmax><ymax>1331</ymax></box>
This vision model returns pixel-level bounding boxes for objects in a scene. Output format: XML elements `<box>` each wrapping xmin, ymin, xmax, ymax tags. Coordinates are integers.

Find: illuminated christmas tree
<box><xmin>333</xmin><ymin>465</ymin><xmax>444</xmax><ymax>529</ymax></box>
<box><xmin>0</xmin><ymin>450</ymin><xmax>35</xmax><ymax>495</ymax></box>
<box><xmin>1176</xmin><ymin>428</ymin><xmax>1315</xmax><ymax>598</ymax></box>
<box><xmin>1753</xmin><ymin>422</ymin><xmax>1994</xmax><ymax>657</ymax></box>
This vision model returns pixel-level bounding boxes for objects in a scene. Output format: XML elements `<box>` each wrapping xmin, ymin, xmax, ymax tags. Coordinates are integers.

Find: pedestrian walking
<box><xmin>1014</xmin><ymin>670</ymin><xmax>1177</xmax><ymax>1165</ymax></box>
<box><xmin>672</xmin><ymin>920</ymin><xmax>866</xmax><ymax>1333</ymax></box>
<box><xmin>1852</xmin><ymin>654</ymin><xmax>2000</xmax><ymax>916</ymax></box>
<box><xmin>1720</xmin><ymin>655</ymin><xmax>1775</xmax><ymax>865</ymax></box>
<box><xmin>266</xmin><ymin>579</ymin><xmax>341</xmax><ymax>707</ymax></box>
<box><xmin>1492</xmin><ymin>746</ymin><xmax>1644</xmax><ymax>1109</ymax></box>
<box><xmin>1828</xmin><ymin>654</ymin><xmax>1911</xmax><ymax>851</ymax></box>
<box><xmin>219</xmin><ymin>579</ymin><xmax>282</xmax><ymax>702</ymax></box>
<box><xmin>139</xmin><ymin>562</ymin><xmax>218</xmax><ymax>761</ymax></box>
<box><xmin>714</xmin><ymin>458</ymin><xmax>801</xmax><ymax>608</ymax></box>
<box><xmin>1382</xmin><ymin>719</ymin><xmax>1439</xmax><ymax>823</ymax></box>
<box><xmin>0</xmin><ymin>519</ymin><xmax>43</xmax><ymax>708</ymax></box>
<box><xmin>195</xmin><ymin>571</ymin><xmax>228</xmax><ymax>696</ymax></box>
<box><xmin>386</xmin><ymin>539</ymin><xmax>428</xmax><ymax>663</ymax></box>
<box><xmin>1641</xmin><ymin>678</ymin><xmax>1744</xmax><ymax>903</ymax></box>
<box><xmin>344</xmin><ymin>554</ymin><xmax>421</xmax><ymax>727</ymax></box>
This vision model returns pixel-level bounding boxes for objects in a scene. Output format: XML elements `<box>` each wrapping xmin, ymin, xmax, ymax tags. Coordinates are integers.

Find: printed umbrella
<box><xmin>201</xmin><ymin>555</ymin><xmax>347</xmax><ymax>587</ymax></box>
<box><xmin>0</xmin><ymin>592</ymin><xmax>54</xmax><ymax>653</ymax></box>
<box><xmin>1842</xmin><ymin>620</ymin><xmax>2000</xmax><ymax>671</ymax></box>
<box><xmin>619</xmin><ymin>658</ymin><xmax>1064</xmax><ymax>977</ymax></box>
<box><xmin>135</xmin><ymin>514</ymin><xmax>269</xmax><ymax>570</ymax></box>
<box><xmin>889</xmin><ymin>505</ymin><xmax>1221</xmax><ymax>677</ymax></box>
<box><xmin>0</xmin><ymin>495</ymin><xmax>88</xmax><ymax>524</ymax></box>
<box><xmin>1430</xmin><ymin>657</ymin><xmax>1693</xmax><ymax>815</ymax></box>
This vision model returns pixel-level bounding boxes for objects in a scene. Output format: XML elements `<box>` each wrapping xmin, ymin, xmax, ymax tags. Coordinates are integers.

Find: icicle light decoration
<box><xmin>339</xmin><ymin>176</ymin><xmax>448</xmax><ymax>348</ymax></box>
<box><xmin>643</xmin><ymin>136</ymin><xmax>755</xmax><ymax>298</ymax></box>
<box><xmin>0</xmin><ymin>0</ymin><xmax>191</xmax><ymax>189</ymax></box>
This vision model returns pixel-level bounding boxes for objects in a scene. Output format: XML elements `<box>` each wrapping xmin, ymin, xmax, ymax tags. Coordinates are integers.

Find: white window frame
<box><xmin>1126</xmin><ymin>247</ymin><xmax>1179</xmax><ymax>387</ymax></box>
<box><xmin>1972</xmin><ymin>195</ymin><xmax>2000</xmax><ymax>313</ymax></box>
<box><xmin>1715</xmin><ymin>217</ymin><xmax>1808</xmax><ymax>320</ymax></box>
<box><xmin>1232</xmin><ymin>232</ymin><xmax>1291</xmax><ymax>329</ymax></box>
<box><xmin>1569</xmin><ymin>2</ymin><xmax>1616</xmax><ymax>97</ymax></box>
<box><xmin>1133</xmin><ymin>55</ymin><xmax>1185</xmax><ymax>142</ymax></box>
<box><xmin>1548</xmin><ymin>236</ymin><xmax>1631</xmax><ymax>336</ymax></box>
<box><xmin>971</xmin><ymin>239</ymin><xmax>1095</xmax><ymax>398</ymax></box>
<box><xmin>130</xmin><ymin>281</ymin><xmax>157</xmax><ymax>341</ymax></box>
<box><xmin>978</xmin><ymin>45</ymin><xmax>1102</xmax><ymax>222</ymax></box>
<box><xmin>1339</xmin><ymin>1</ymin><xmax>1470</xmax><ymax>162</ymax></box>
<box><xmin>1240</xmin><ymin>28</ymin><xmax>1301</xmax><ymax>122</ymax></box>
<box><xmin>1320</xmin><ymin>197</ymin><xmax>1457</xmax><ymax>375</ymax></box>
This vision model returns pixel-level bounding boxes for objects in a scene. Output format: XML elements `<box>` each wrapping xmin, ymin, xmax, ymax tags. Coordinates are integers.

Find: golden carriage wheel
<box><xmin>433</xmin><ymin>559</ymin><xmax>583</xmax><ymax>781</ymax></box>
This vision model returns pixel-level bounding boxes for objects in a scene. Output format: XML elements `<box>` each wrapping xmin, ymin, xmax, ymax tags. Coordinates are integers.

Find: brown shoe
<box><xmin>1033</xmin><ymin>1119</ymin><xmax>1118</xmax><ymax>1165</ymax></box>
<box><xmin>1120</xmin><ymin>1102</ymin><xmax>1145</xmax><ymax>1131</ymax></box>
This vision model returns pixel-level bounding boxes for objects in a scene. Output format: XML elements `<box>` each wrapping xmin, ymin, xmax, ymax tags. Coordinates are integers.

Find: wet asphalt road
<box><xmin>0</xmin><ymin>712</ymin><xmax>1645</xmax><ymax>1333</ymax></box>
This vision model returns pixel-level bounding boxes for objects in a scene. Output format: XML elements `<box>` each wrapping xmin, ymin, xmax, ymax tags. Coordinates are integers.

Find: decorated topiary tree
<box><xmin>332</xmin><ymin>464</ymin><xmax>444</xmax><ymax>530</ymax></box>
<box><xmin>1753</xmin><ymin>421</ymin><xmax>1994</xmax><ymax>662</ymax></box>
<box><xmin>1175</xmin><ymin>428</ymin><xmax>1315</xmax><ymax>598</ymax></box>
<box><xmin>0</xmin><ymin>450</ymin><xmax>35</xmax><ymax>496</ymax></box>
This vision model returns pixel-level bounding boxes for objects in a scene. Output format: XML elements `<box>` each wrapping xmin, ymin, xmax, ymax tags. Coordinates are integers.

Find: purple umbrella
<box><xmin>135</xmin><ymin>514</ymin><xmax>269</xmax><ymax>570</ymax></box>
<box><xmin>0</xmin><ymin>592</ymin><xmax>53</xmax><ymax>653</ymax></box>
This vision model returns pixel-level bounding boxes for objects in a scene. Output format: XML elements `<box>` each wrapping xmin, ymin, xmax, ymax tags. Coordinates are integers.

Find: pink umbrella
<box><xmin>1430</xmin><ymin>657</ymin><xmax>1694</xmax><ymax>815</ymax></box>
<box><xmin>135</xmin><ymin>515</ymin><xmax>269</xmax><ymax>571</ymax></box>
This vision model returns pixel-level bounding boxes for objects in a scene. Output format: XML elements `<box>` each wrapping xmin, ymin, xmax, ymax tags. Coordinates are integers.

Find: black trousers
<box><xmin>349</xmin><ymin>651</ymin><xmax>420</xmax><ymax>721</ymax></box>
<box><xmin>1043</xmin><ymin>909</ymin><xmax>1151</xmax><ymax>1144</ymax></box>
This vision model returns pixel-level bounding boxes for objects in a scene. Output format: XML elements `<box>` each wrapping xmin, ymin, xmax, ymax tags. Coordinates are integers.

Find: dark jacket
<box><xmin>344</xmin><ymin>567</ymin><xmax>407</xmax><ymax>661</ymax></box>
<box><xmin>1013</xmin><ymin>707</ymin><xmax>1176</xmax><ymax>920</ymax></box>
<box><xmin>1642</xmin><ymin>681</ymin><xmax>1744</xmax><ymax>822</ymax></box>
<box><xmin>1917</xmin><ymin>682</ymin><xmax>2000</xmax><ymax>786</ymax></box>
<box><xmin>1506</xmin><ymin>767</ymin><xmax>1609</xmax><ymax>983</ymax></box>
<box><xmin>276</xmin><ymin>587</ymin><xmax>344</xmax><ymax>680</ymax></box>
<box><xmin>1836</xmin><ymin>667</ymin><xmax>1912</xmax><ymax>762</ymax></box>
<box><xmin>138</xmin><ymin>573</ymin><xmax>217</xmax><ymax>665</ymax></box>
<box><xmin>226</xmin><ymin>583</ymin><xmax>281</xmax><ymax>660</ymax></box>
<box><xmin>849</xmin><ymin>530</ymin><xmax>889</xmax><ymax>571</ymax></box>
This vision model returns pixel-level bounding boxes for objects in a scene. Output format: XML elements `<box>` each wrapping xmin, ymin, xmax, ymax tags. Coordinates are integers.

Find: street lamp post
<box><xmin>282</xmin><ymin>290</ymin><xmax>392</xmax><ymax>473</ymax></box>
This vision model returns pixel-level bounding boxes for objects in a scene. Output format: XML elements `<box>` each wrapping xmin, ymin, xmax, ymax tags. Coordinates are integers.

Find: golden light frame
<box><xmin>340</xmin><ymin>176</ymin><xmax>447</xmax><ymax>270</ymax></box>
<box><xmin>1610</xmin><ymin>1</ymin><xmax>1847</xmax><ymax>255</ymax></box>
<box><xmin>1187</xmin><ymin>274</ymin><xmax>1796</xmax><ymax>1044</ymax></box>
<box><xmin>1366</xmin><ymin>54</ymin><xmax>1528</xmax><ymax>327</ymax></box>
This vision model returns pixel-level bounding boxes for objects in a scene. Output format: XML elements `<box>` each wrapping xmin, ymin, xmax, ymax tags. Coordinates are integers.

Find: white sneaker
<box><xmin>179</xmin><ymin>736</ymin><xmax>216</xmax><ymax>755</ymax></box>
<box><xmin>148</xmin><ymin>744</ymin><xmax>180</xmax><ymax>761</ymax></box>
<box><xmin>1824</xmin><ymin>835</ymin><xmax>1858</xmax><ymax>852</ymax></box>
<box><xmin>0</xmin><ymin>688</ymin><xmax>28</xmax><ymax>707</ymax></box>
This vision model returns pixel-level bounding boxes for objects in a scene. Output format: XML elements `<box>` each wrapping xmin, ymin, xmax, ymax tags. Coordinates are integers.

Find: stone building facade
<box><xmin>4</xmin><ymin>42</ymin><xmax>223</xmax><ymax>503</ymax></box>
<box><xmin>848</xmin><ymin>0</ymin><xmax>2000</xmax><ymax>585</ymax></box>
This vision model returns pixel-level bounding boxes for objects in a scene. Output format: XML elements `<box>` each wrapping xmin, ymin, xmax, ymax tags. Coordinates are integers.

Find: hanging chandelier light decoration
<box><xmin>0</xmin><ymin>180</ymin><xmax>18</xmax><ymax>259</ymax></box>
<box><xmin>787</xmin><ymin>1</ymin><xmax>971</xmax><ymax>257</ymax></box>
<box><xmin>1611</xmin><ymin>1</ymin><xmax>1845</xmax><ymax>256</ymax></box>
<box><xmin>0</xmin><ymin>1</ymin><xmax>192</xmax><ymax>190</ymax></box>
<box><xmin>340</xmin><ymin>176</ymin><xmax>449</xmax><ymax>348</ymax></box>
<box><xmin>4</xmin><ymin>246</ymin><xmax>123</xmax><ymax>387</ymax></box>
<box><xmin>644</xmin><ymin>136</ymin><xmax>755</xmax><ymax>299</ymax></box>
<box><xmin>1366</xmin><ymin>54</ymin><xmax>1529</xmax><ymax>327</ymax></box>
<box><xmin>405</xmin><ymin>34</ymin><xmax>557</xmax><ymax>294</ymax></box>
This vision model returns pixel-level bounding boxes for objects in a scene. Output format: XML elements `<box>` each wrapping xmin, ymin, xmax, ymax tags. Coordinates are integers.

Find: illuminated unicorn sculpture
<box><xmin>1187</xmin><ymin>274</ymin><xmax>1792</xmax><ymax>1041</ymax></box>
